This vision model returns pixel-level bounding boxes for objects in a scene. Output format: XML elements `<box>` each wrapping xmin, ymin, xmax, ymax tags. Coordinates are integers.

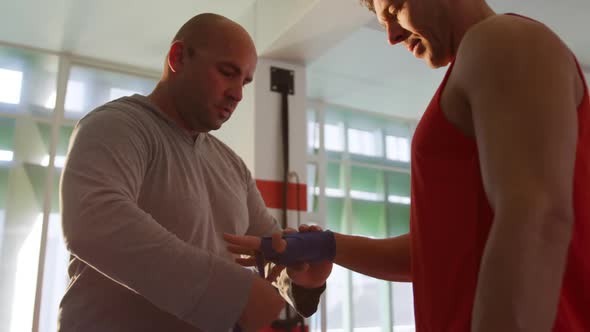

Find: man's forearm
<box><xmin>334</xmin><ymin>233</ymin><xmax>412</xmax><ymax>282</ymax></box>
<box><xmin>472</xmin><ymin>210</ymin><xmax>573</xmax><ymax>331</ymax></box>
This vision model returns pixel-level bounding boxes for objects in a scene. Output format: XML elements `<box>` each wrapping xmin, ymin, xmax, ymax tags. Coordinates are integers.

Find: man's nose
<box><xmin>386</xmin><ymin>21</ymin><xmax>410</xmax><ymax>45</ymax></box>
<box><xmin>226</xmin><ymin>84</ymin><xmax>243</xmax><ymax>103</ymax></box>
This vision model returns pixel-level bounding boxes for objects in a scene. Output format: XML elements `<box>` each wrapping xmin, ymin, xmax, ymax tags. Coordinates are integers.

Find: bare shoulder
<box><xmin>459</xmin><ymin>14</ymin><xmax>570</xmax><ymax>60</ymax></box>
<box><xmin>453</xmin><ymin>14</ymin><xmax>575</xmax><ymax>94</ymax></box>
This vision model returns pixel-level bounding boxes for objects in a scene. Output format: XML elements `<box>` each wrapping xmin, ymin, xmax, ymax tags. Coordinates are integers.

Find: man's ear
<box><xmin>167</xmin><ymin>41</ymin><xmax>185</xmax><ymax>73</ymax></box>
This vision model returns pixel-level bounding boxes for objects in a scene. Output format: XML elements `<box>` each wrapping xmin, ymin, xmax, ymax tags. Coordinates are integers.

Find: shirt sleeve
<box><xmin>61</xmin><ymin>108</ymin><xmax>253</xmax><ymax>332</ymax></box>
<box><xmin>245</xmin><ymin>175</ymin><xmax>282</xmax><ymax>236</ymax></box>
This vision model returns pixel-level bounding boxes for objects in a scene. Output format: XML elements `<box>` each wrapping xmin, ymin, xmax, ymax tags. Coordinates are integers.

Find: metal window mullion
<box><xmin>31</xmin><ymin>54</ymin><xmax>71</xmax><ymax>332</ymax></box>
<box><xmin>383</xmin><ymin>173</ymin><xmax>394</xmax><ymax>332</ymax></box>
<box><xmin>317</xmin><ymin>103</ymin><xmax>327</xmax><ymax>228</ymax></box>
<box><xmin>313</xmin><ymin>103</ymin><xmax>329</xmax><ymax>332</ymax></box>
<box><xmin>0</xmin><ymin>40</ymin><xmax>159</xmax><ymax>82</ymax></box>
<box><xmin>0</xmin><ymin>113</ymin><xmax>55</xmax><ymax>124</ymax></box>
<box><xmin>326</xmin><ymin>157</ymin><xmax>410</xmax><ymax>175</ymax></box>
<box><xmin>69</xmin><ymin>54</ymin><xmax>159</xmax><ymax>81</ymax></box>
<box><xmin>308</xmin><ymin>98</ymin><xmax>419</xmax><ymax>129</ymax></box>
<box><xmin>342</xmin><ymin>127</ymin><xmax>354</xmax><ymax>331</ymax></box>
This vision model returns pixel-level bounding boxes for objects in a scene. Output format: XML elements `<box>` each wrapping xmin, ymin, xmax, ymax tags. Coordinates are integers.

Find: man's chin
<box><xmin>207</xmin><ymin>120</ymin><xmax>226</xmax><ymax>131</ymax></box>
<box><xmin>424</xmin><ymin>50</ymin><xmax>453</xmax><ymax>68</ymax></box>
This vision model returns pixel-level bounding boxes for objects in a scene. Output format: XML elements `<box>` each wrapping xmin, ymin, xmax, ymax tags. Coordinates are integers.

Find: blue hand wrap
<box><xmin>259</xmin><ymin>230</ymin><xmax>336</xmax><ymax>266</ymax></box>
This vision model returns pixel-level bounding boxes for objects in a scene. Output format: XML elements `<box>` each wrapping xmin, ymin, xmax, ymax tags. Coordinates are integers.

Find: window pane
<box><xmin>351</xmin><ymin>200</ymin><xmax>385</xmax><ymax>236</ymax></box>
<box><xmin>386</xmin><ymin>171</ymin><xmax>411</xmax><ymax>236</ymax></box>
<box><xmin>350</xmin><ymin>197</ymin><xmax>386</xmax><ymax>331</ymax></box>
<box><xmin>8</xmin><ymin>213</ymin><xmax>43</xmax><ymax>332</ymax></box>
<box><xmin>387</xmin><ymin>203</ymin><xmax>410</xmax><ymax>236</ymax></box>
<box><xmin>0</xmin><ymin>45</ymin><xmax>59</xmax><ymax>117</ymax></box>
<box><xmin>326</xmin><ymin>162</ymin><xmax>344</xmax><ymax>197</ymax></box>
<box><xmin>0</xmin><ymin>149</ymin><xmax>13</xmax><ymax>162</ymax></box>
<box><xmin>387</xmin><ymin>171</ymin><xmax>411</xmax><ymax>204</ymax></box>
<box><xmin>310</xmin><ymin>106</ymin><xmax>417</xmax><ymax>331</ymax></box>
<box><xmin>0</xmin><ymin>68</ymin><xmax>23</xmax><ymax>104</ymax></box>
<box><xmin>326</xmin><ymin>197</ymin><xmax>344</xmax><ymax>232</ymax></box>
<box><xmin>352</xmin><ymin>273</ymin><xmax>387</xmax><ymax>332</ymax></box>
<box><xmin>38</xmin><ymin>212</ymin><xmax>68</xmax><ymax>332</ymax></box>
<box><xmin>64</xmin><ymin>80</ymin><xmax>85</xmax><ymax>113</ymax></box>
<box><xmin>1</xmin><ymin>116</ymin><xmax>52</xmax><ymax>332</ymax></box>
<box><xmin>0</xmin><ymin>168</ymin><xmax>7</xmax><ymax>207</ymax></box>
<box><xmin>40</xmin><ymin>130</ymin><xmax>70</xmax><ymax>332</ymax></box>
<box><xmin>326</xmin><ymin>265</ymin><xmax>347</xmax><ymax>332</ymax></box>
<box><xmin>12</xmin><ymin>119</ymin><xmax>54</xmax><ymax>167</ymax></box>
<box><xmin>37</xmin><ymin>126</ymin><xmax>75</xmax><ymax>332</ymax></box>
<box><xmin>325</xmin><ymin>123</ymin><xmax>344</xmax><ymax>152</ymax></box>
<box><xmin>64</xmin><ymin>66</ymin><xmax>157</xmax><ymax>120</ymax></box>
<box><xmin>0</xmin><ymin>171</ymin><xmax>7</xmax><ymax>328</ymax></box>
<box><xmin>325</xmin><ymin>160</ymin><xmax>348</xmax><ymax>330</ymax></box>
<box><xmin>348</xmin><ymin>128</ymin><xmax>382</xmax><ymax>157</ymax></box>
<box><xmin>386</xmin><ymin>136</ymin><xmax>410</xmax><ymax>162</ymax></box>
<box><xmin>0</xmin><ymin>118</ymin><xmax>15</xmax><ymax>163</ymax></box>
<box><xmin>350</xmin><ymin>166</ymin><xmax>384</xmax><ymax>202</ymax></box>
<box><xmin>387</xmin><ymin>172</ymin><xmax>410</xmax><ymax>196</ymax></box>
<box><xmin>392</xmin><ymin>282</ymin><xmax>415</xmax><ymax>332</ymax></box>
<box><xmin>0</xmin><ymin>167</ymin><xmax>48</xmax><ymax>331</ymax></box>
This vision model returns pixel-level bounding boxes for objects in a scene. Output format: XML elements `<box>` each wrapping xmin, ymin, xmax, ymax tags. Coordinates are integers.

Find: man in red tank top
<box><xmin>341</xmin><ymin>0</ymin><xmax>588</xmax><ymax>330</ymax></box>
<box><xmin>224</xmin><ymin>0</ymin><xmax>589</xmax><ymax>330</ymax></box>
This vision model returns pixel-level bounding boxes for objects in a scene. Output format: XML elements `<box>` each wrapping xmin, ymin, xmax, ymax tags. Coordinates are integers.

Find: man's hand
<box><xmin>224</xmin><ymin>224</ymin><xmax>333</xmax><ymax>288</ymax></box>
<box><xmin>237</xmin><ymin>276</ymin><xmax>284</xmax><ymax>332</ymax></box>
<box><xmin>285</xmin><ymin>225</ymin><xmax>332</xmax><ymax>288</ymax></box>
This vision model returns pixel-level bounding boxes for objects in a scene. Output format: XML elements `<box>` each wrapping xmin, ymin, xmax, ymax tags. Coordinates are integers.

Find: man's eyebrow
<box><xmin>220</xmin><ymin>62</ymin><xmax>253</xmax><ymax>83</ymax></box>
<box><xmin>219</xmin><ymin>62</ymin><xmax>240</xmax><ymax>73</ymax></box>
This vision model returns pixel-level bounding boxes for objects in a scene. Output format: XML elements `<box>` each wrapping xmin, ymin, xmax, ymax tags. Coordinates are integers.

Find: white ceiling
<box><xmin>306</xmin><ymin>0</ymin><xmax>590</xmax><ymax>119</ymax></box>
<box><xmin>306</xmin><ymin>26</ymin><xmax>447</xmax><ymax>120</ymax></box>
<box><xmin>0</xmin><ymin>0</ymin><xmax>258</xmax><ymax>70</ymax></box>
<box><xmin>0</xmin><ymin>0</ymin><xmax>588</xmax><ymax>120</ymax></box>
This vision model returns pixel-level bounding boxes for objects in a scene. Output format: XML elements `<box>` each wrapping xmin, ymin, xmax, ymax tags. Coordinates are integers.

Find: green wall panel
<box><xmin>0</xmin><ymin>118</ymin><xmax>15</xmax><ymax>151</ymax></box>
<box><xmin>351</xmin><ymin>200</ymin><xmax>385</xmax><ymax>237</ymax></box>
<box><xmin>387</xmin><ymin>172</ymin><xmax>410</xmax><ymax>197</ymax></box>
<box><xmin>386</xmin><ymin>203</ymin><xmax>410</xmax><ymax>236</ymax></box>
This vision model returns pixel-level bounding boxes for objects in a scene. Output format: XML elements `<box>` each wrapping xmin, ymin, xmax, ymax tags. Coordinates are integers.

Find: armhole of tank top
<box><xmin>573</xmin><ymin>57</ymin><xmax>588</xmax><ymax>109</ymax></box>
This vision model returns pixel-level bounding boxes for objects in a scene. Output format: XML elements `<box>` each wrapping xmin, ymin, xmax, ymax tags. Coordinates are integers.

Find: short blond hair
<box><xmin>359</xmin><ymin>0</ymin><xmax>376</xmax><ymax>13</ymax></box>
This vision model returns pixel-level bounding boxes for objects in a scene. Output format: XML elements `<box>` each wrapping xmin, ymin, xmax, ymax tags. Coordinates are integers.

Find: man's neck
<box><xmin>148</xmin><ymin>83</ymin><xmax>200</xmax><ymax>139</ymax></box>
<box><xmin>449</xmin><ymin>0</ymin><xmax>496</xmax><ymax>55</ymax></box>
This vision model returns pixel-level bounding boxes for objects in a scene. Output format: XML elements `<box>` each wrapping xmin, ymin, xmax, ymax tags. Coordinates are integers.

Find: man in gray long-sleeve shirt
<box><xmin>59</xmin><ymin>13</ymin><xmax>330</xmax><ymax>332</ymax></box>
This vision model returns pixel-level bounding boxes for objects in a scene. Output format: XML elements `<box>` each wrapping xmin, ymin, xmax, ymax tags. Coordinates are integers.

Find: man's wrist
<box><xmin>292</xmin><ymin>281</ymin><xmax>327</xmax><ymax>291</ymax></box>
<box><xmin>260</xmin><ymin>230</ymin><xmax>336</xmax><ymax>266</ymax></box>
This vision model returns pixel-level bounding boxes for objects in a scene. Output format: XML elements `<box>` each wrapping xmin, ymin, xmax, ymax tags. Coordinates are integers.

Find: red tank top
<box><xmin>410</xmin><ymin>25</ymin><xmax>590</xmax><ymax>332</ymax></box>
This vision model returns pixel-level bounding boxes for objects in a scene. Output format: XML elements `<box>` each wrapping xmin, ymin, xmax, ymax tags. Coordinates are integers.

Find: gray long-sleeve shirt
<box><xmin>59</xmin><ymin>95</ymin><xmax>289</xmax><ymax>332</ymax></box>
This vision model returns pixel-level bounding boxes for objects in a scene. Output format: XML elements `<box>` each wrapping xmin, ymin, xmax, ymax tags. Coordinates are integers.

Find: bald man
<box><xmin>59</xmin><ymin>13</ymin><xmax>329</xmax><ymax>332</ymax></box>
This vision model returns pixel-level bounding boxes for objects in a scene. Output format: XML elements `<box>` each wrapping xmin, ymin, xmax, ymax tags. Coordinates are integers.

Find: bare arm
<box><xmin>334</xmin><ymin>233</ymin><xmax>412</xmax><ymax>282</ymax></box>
<box><xmin>456</xmin><ymin>16</ymin><xmax>578</xmax><ymax>331</ymax></box>
<box><xmin>225</xmin><ymin>231</ymin><xmax>412</xmax><ymax>283</ymax></box>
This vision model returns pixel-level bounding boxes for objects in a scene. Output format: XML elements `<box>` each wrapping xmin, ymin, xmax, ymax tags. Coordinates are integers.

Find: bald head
<box><xmin>172</xmin><ymin>13</ymin><xmax>256</xmax><ymax>59</ymax></box>
<box><xmin>150</xmin><ymin>13</ymin><xmax>258</xmax><ymax>133</ymax></box>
